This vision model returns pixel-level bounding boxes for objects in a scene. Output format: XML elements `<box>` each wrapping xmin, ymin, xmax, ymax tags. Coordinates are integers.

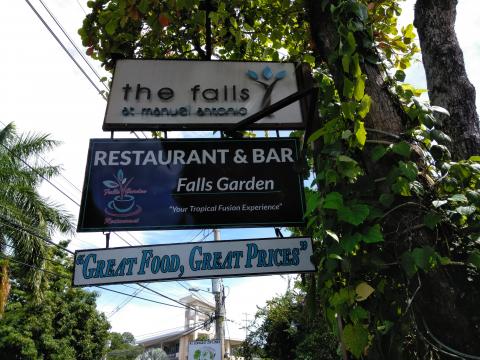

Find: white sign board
<box><xmin>72</xmin><ymin>237</ymin><xmax>315</xmax><ymax>286</ymax></box>
<box><xmin>103</xmin><ymin>60</ymin><xmax>309</xmax><ymax>131</ymax></box>
<box><xmin>188</xmin><ymin>340</ymin><xmax>221</xmax><ymax>360</ymax></box>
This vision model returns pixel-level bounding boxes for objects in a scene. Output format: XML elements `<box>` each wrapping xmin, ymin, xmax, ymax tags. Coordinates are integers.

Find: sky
<box><xmin>1</xmin><ymin>0</ymin><xmax>479</xmax><ymax>342</ymax></box>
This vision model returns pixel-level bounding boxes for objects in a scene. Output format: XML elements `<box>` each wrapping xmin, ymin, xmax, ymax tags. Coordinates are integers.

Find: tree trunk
<box><xmin>414</xmin><ymin>0</ymin><xmax>480</xmax><ymax>160</ymax></box>
<box><xmin>306</xmin><ymin>1</ymin><xmax>480</xmax><ymax>357</ymax></box>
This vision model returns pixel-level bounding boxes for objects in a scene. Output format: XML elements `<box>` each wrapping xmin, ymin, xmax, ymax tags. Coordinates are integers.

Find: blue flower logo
<box><xmin>247</xmin><ymin>66</ymin><xmax>287</xmax><ymax>113</ymax></box>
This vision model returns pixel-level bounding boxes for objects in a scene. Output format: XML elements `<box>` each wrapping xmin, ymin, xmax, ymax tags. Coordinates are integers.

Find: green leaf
<box><xmin>391</xmin><ymin>141</ymin><xmax>411</xmax><ymax>157</ymax></box>
<box><xmin>354</xmin><ymin>76</ymin><xmax>365</xmax><ymax>101</ymax></box>
<box><xmin>137</xmin><ymin>0</ymin><xmax>150</xmax><ymax>14</ymax></box>
<box><xmin>346</xmin><ymin>32</ymin><xmax>357</xmax><ymax>54</ymax></box>
<box><xmin>371</xmin><ymin>145</ymin><xmax>386</xmax><ymax>162</ymax></box>
<box><xmin>337</xmin><ymin>155</ymin><xmax>363</xmax><ymax>179</ymax></box>
<box><xmin>358</xmin><ymin>94</ymin><xmax>371</xmax><ymax>118</ymax></box>
<box><xmin>469</xmin><ymin>155</ymin><xmax>480</xmax><ymax>162</ymax></box>
<box><xmin>342</xmin><ymin>55</ymin><xmax>351</xmax><ymax>73</ymax></box>
<box><xmin>352</xmin><ymin>53</ymin><xmax>362</xmax><ymax>78</ymax></box>
<box><xmin>343</xmin><ymin>323</ymin><xmax>369</xmax><ymax>358</ymax></box>
<box><xmin>330</xmin><ymin>288</ymin><xmax>355</xmax><ymax>308</ymax></box>
<box><xmin>423</xmin><ymin>211</ymin><xmax>442</xmax><ymax>230</ymax></box>
<box><xmin>362</xmin><ymin>224</ymin><xmax>383</xmax><ymax>244</ymax></box>
<box><xmin>342</xmin><ymin>129</ymin><xmax>353</xmax><ymax>139</ymax></box>
<box><xmin>355</xmin><ymin>121</ymin><xmax>367</xmax><ymax>146</ymax></box>
<box><xmin>305</xmin><ymin>191</ymin><xmax>320</xmax><ymax>215</ymax></box>
<box><xmin>455</xmin><ymin>205</ymin><xmax>476</xmax><ymax>216</ymax></box>
<box><xmin>379</xmin><ymin>193</ymin><xmax>394</xmax><ymax>207</ymax></box>
<box><xmin>341</xmin><ymin>233</ymin><xmax>362</xmax><ymax>253</ymax></box>
<box><xmin>412</xmin><ymin>246</ymin><xmax>436</xmax><ymax>270</ymax></box>
<box><xmin>430</xmin><ymin>129</ymin><xmax>452</xmax><ymax>145</ymax></box>
<box><xmin>324</xmin><ymin>192</ymin><xmax>344</xmax><ymax>210</ymax></box>
<box><xmin>394</xmin><ymin>70</ymin><xmax>406</xmax><ymax>82</ymax></box>
<box><xmin>304</xmin><ymin>54</ymin><xmax>316</xmax><ymax>65</ymax></box>
<box><xmin>391</xmin><ymin>177</ymin><xmax>411</xmax><ymax>196</ymax></box>
<box><xmin>343</xmin><ymin>77</ymin><xmax>354</xmax><ymax>98</ymax></box>
<box><xmin>338</xmin><ymin>204</ymin><xmax>370</xmax><ymax>225</ymax></box>
<box><xmin>329</xmin><ymin>253</ymin><xmax>343</xmax><ymax>260</ymax></box>
<box><xmin>401</xmin><ymin>252</ymin><xmax>417</xmax><ymax>278</ymax></box>
<box><xmin>355</xmin><ymin>282</ymin><xmax>375</xmax><ymax>301</ymax></box>
<box><xmin>350</xmin><ymin>306</ymin><xmax>369</xmax><ymax>324</ymax></box>
<box><xmin>352</xmin><ymin>3</ymin><xmax>368</xmax><ymax>21</ymax></box>
<box><xmin>341</xmin><ymin>102</ymin><xmax>356</xmax><ymax>120</ymax></box>
<box><xmin>398</xmin><ymin>161</ymin><xmax>418</xmax><ymax>181</ymax></box>
<box><xmin>430</xmin><ymin>105</ymin><xmax>450</xmax><ymax>117</ymax></box>
<box><xmin>468</xmin><ymin>250</ymin><xmax>480</xmax><ymax>269</ymax></box>
<box><xmin>447</xmin><ymin>194</ymin><xmax>468</xmax><ymax>203</ymax></box>
<box><xmin>105</xmin><ymin>18</ymin><xmax>118</xmax><ymax>35</ymax></box>
<box><xmin>326</xmin><ymin>230</ymin><xmax>340</xmax><ymax>242</ymax></box>
<box><xmin>432</xmin><ymin>200</ymin><xmax>448</xmax><ymax>207</ymax></box>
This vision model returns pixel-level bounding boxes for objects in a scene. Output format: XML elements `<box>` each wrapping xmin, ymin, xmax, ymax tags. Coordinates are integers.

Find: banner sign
<box><xmin>77</xmin><ymin>138</ymin><xmax>305</xmax><ymax>232</ymax></box>
<box><xmin>103</xmin><ymin>60</ymin><xmax>310</xmax><ymax>131</ymax></box>
<box><xmin>188</xmin><ymin>340</ymin><xmax>221</xmax><ymax>360</ymax></box>
<box><xmin>72</xmin><ymin>237</ymin><xmax>315</xmax><ymax>286</ymax></box>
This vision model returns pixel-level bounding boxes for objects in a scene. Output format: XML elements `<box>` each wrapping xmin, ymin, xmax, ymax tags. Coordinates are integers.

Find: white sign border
<box><xmin>103</xmin><ymin>59</ymin><xmax>312</xmax><ymax>131</ymax></box>
<box><xmin>72</xmin><ymin>237</ymin><xmax>315</xmax><ymax>287</ymax></box>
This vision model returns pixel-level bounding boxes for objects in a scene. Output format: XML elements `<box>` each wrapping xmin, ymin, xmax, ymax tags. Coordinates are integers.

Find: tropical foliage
<box><xmin>0</xmin><ymin>122</ymin><xmax>73</xmax><ymax>311</ymax></box>
<box><xmin>240</xmin><ymin>288</ymin><xmax>337</xmax><ymax>360</ymax></box>
<box><xmin>0</xmin><ymin>242</ymin><xmax>110</xmax><ymax>359</ymax></box>
<box><xmin>79</xmin><ymin>0</ymin><xmax>480</xmax><ymax>358</ymax></box>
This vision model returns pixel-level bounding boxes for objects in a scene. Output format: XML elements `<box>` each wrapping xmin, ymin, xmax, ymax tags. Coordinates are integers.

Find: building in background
<box><xmin>137</xmin><ymin>295</ymin><xmax>243</xmax><ymax>359</ymax></box>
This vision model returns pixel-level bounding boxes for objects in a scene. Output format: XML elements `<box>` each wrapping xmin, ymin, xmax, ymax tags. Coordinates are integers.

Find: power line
<box><xmin>136</xmin><ymin>321</ymin><xmax>206</xmax><ymax>339</ymax></box>
<box><xmin>0</xmin><ymin>213</ymin><xmax>75</xmax><ymax>255</ymax></box>
<box><xmin>0</xmin><ymin>215</ymin><xmax>213</xmax><ymax>314</ymax></box>
<box><xmin>107</xmin><ymin>286</ymin><xmax>144</xmax><ymax>318</ymax></box>
<box><xmin>0</xmin><ymin>138</ymin><xmax>137</xmax><ymax>247</ymax></box>
<box><xmin>23</xmin><ymin>0</ymin><xmax>106</xmax><ymax>98</ymax></box>
<box><xmin>36</xmin><ymin>0</ymin><xmax>109</xmax><ymax>91</ymax></box>
<box><xmin>0</xmin><ymin>252</ymin><xmax>205</xmax><ymax>311</ymax></box>
<box><xmin>138</xmin><ymin>284</ymin><xmax>212</xmax><ymax>316</ymax></box>
<box><xmin>72</xmin><ymin>0</ymin><xmax>87</xmax><ymax>15</ymax></box>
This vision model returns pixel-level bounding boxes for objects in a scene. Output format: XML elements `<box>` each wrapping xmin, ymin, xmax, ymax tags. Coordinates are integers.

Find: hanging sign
<box><xmin>188</xmin><ymin>340</ymin><xmax>221</xmax><ymax>360</ymax></box>
<box><xmin>77</xmin><ymin>138</ymin><xmax>305</xmax><ymax>232</ymax></box>
<box><xmin>103</xmin><ymin>60</ymin><xmax>310</xmax><ymax>131</ymax></box>
<box><xmin>72</xmin><ymin>237</ymin><xmax>315</xmax><ymax>286</ymax></box>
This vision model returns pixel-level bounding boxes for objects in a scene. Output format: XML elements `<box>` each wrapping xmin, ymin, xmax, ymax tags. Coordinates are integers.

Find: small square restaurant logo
<box><xmin>102</xmin><ymin>169</ymin><xmax>146</xmax><ymax>224</ymax></box>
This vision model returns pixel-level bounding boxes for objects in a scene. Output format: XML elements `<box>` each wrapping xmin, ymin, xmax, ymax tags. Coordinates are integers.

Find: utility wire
<box><xmin>23</xmin><ymin>0</ymin><xmax>106</xmax><ymax>98</ymax></box>
<box><xmin>138</xmin><ymin>284</ymin><xmax>212</xmax><ymax>316</ymax></box>
<box><xmin>136</xmin><ymin>321</ymin><xmax>205</xmax><ymax>339</ymax></box>
<box><xmin>0</xmin><ymin>139</ymin><xmax>136</xmax><ymax>247</ymax></box>
<box><xmin>0</xmin><ymin>252</ymin><xmax>202</xmax><ymax>311</ymax></box>
<box><xmin>0</xmin><ymin>213</ymin><xmax>75</xmax><ymax>255</ymax></box>
<box><xmin>0</xmin><ymin>215</ymin><xmax>212</xmax><ymax>313</ymax></box>
<box><xmin>72</xmin><ymin>0</ymin><xmax>87</xmax><ymax>15</ymax></box>
<box><xmin>107</xmin><ymin>286</ymin><xmax>143</xmax><ymax>318</ymax></box>
<box><xmin>36</xmin><ymin>0</ymin><xmax>109</xmax><ymax>91</ymax></box>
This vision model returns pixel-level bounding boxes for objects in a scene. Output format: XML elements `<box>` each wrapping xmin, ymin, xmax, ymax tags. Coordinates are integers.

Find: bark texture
<box><xmin>414</xmin><ymin>0</ymin><xmax>480</xmax><ymax>160</ymax></box>
<box><xmin>306</xmin><ymin>1</ymin><xmax>480</xmax><ymax>357</ymax></box>
<box><xmin>307</xmin><ymin>1</ymin><xmax>405</xmax><ymax>136</ymax></box>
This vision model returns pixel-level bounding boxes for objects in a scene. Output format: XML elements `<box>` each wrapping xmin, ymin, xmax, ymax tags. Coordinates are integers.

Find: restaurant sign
<box><xmin>103</xmin><ymin>60</ymin><xmax>309</xmax><ymax>131</ymax></box>
<box><xmin>77</xmin><ymin>138</ymin><xmax>305</xmax><ymax>232</ymax></box>
<box><xmin>72</xmin><ymin>237</ymin><xmax>315</xmax><ymax>286</ymax></box>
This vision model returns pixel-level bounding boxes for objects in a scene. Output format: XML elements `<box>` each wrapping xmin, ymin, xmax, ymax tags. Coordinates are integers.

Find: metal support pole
<box><xmin>104</xmin><ymin>232</ymin><xmax>110</xmax><ymax>248</ymax></box>
<box><xmin>211</xmin><ymin>229</ymin><xmax>225</xmax><ymax>358</ymax></box>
